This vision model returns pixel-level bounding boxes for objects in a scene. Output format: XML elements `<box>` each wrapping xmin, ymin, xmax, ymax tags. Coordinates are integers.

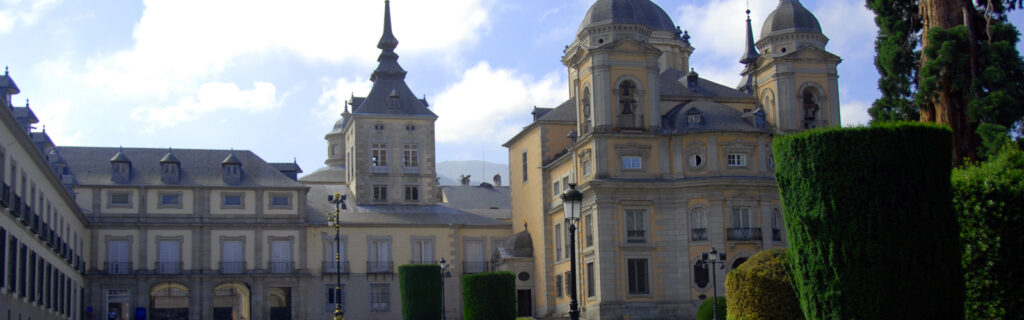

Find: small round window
<box><xmin>598</xmin><ymin>38</ymin><xmax>604</xmax><ymax>44</ymax></box>
<box><xmin>518</xmin><ymin>272</ymin><xmax>530</xmax><ymax>281</ymax></box>
<box><xmin>780</xmin><ymin>47</ymin><xmax>787</xmax><ymax>53</ymax></box>
<box><xmin>689</xmin><ymin>154</ymin><xmax>704</xmax><ymax>168</ymax></box>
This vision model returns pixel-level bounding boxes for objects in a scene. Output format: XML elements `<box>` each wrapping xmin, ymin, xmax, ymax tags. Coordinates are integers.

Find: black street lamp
<box><xmin>700</xmin><ymin>247</ymin><xmax>727</xmax><ymax>320</ymax></box>
<box><xmin>561</xmin><ymin>183</ymin><xmax>583</xmax><ymax>320</ymax></box>
<box><xmin>438</xmin><ymin>257</ymin><xmax>452</xmax><ymax>320</ymax></box>
<box><xmin>327</xmin><ymin>193</ymin><xmax>347</xmax><ymax>320</ymax></box>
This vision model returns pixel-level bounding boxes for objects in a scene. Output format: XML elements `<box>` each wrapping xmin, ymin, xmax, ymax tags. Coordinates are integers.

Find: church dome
<box><xmin>578</xmin><ymin>0</ymin><xmax>677</xmax><ymax>34</ymax></box>
<box><xmin>760</xmin><ymin>0</ymin><xmax>821</xmax><ymax>39</ymax></box>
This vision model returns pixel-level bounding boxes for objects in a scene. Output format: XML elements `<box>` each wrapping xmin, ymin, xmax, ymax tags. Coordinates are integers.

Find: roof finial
<box><xmin>681</xmin><ymin>30</ymin><xmax>691</xmax><ymax>44</ymax></box>
<box><xmin>378</xmin><ymin>0</ymin><xmax>399</xmax><ymax>51</ymax></box>
<box><xmin>42</xmin><ymin>125</ymin><xmax>45</xmax><ymax>133</ymax></box>
<box><xmin>371</xmin><ymin>0</ymin><xmax>407</xmax><ymax>81</ymax></box>
<box><xmin>4</xmin><ymin>66</ymin><xmax>8</xmax><ymax>76</ymax></box>
<box><xmin>739</xmin><ymin>5</ymin><xmax>760</xmax><ymax>65</ymax></box>
<box><xmin>25</xmin><ymin>99</ymin><xmax>29</xmax><ymax>108</ymax></box>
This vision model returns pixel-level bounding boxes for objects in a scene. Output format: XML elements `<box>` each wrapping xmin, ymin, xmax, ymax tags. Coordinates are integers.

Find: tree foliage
<box><xmin>461</xmin><ymin>272</ymin><xmax>516</xmax><ymax>320</ymax></box>
<box><xmin>398</xmin><ymin>264</ymin><xmax>442</xmax><ymax>320</ymax></box>
<box><xmin>867</xmin><ymin>0</ymin><xmax>921</xmax><ymax>122</ymax></box>
<box><xmin>724</xmin><ymin>249</ymin><xmax>802</xmax><ymax>320</ymax></box>
<box><xmin>697</xmin><ymin>296</ymin><xmax>727</xmax><ymax>320</ymax></box>
<box><xmin>952</xmin><ymin>145</ymin><xmax>1024</xmax><ymax>319</ymax></box>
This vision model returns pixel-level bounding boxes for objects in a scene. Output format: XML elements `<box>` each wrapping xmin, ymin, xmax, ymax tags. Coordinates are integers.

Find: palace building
<box><xmin>499</xmin><ymin>0</ymin><xmax>840</xmax><ymax>318</ymax></box>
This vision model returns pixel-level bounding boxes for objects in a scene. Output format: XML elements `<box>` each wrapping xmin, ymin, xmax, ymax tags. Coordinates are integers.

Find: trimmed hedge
<box><xmin>724</xmin><ymin>249</ymin><xmax>802</xmax><ymax>320</ymax></box>
<box><xmin>398</xmin><ymin>264</ymin><xmax>442</xmax><ymax>320</ymax></box>
<box><xmin>773</xmin><ymin>123</ymin><xmax>963</xmax><ymax>319</ymax></box>
<box><xmin>462</xmin><ymin>271</ymin><xmax>515</xmax><ymax>320</ymax></box>
<box><xmin>953</xmin><ymin>146</ymin><xmax>1024</xmax><ymax>319</ymax></box>
<box><xmin>697</xmin><ymin>296</ymin><xmax>727</xmax><ymax>320</ymax></box>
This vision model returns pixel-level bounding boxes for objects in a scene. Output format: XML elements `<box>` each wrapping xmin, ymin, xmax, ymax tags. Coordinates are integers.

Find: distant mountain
<box><xmin>436</xmin><ymin>160</ymin><xmax>510</xmax><ymax>186</ymax></box>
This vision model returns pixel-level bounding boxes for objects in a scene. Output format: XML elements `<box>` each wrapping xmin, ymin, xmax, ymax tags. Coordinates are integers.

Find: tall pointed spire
<box><xmin>371</xmin><ymin>0</ymin><xmax>407</xmax><ymax>82</ymax></box>
<box><xmin>739</xmin><ymin>9</ymin><xmax>760</xmax><ymax>65</ymax></box>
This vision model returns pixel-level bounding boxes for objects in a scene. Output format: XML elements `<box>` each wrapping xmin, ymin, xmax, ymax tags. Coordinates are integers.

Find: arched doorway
<box><xmin>213</xmin><ymin>282</ymin><xmax>251</xmax><ymax>320</ymax></box>
<box><xmin>150</xmin><ymin>282</ymin><xmax>189</xmax><ymax>320</ymax></box>
<box><xmin>268</xmin><ymin>287</ymin><xmax>292</xmax><ymax>320</ymax></box>
<box><xmin>731</xmin><ymin>257</ymin><xmax>748</xmax><ymax>270</ymax></box>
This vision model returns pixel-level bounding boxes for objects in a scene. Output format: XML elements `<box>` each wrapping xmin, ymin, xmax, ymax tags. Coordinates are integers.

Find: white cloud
<box><xmin>315</xmin><ymin>76</ymin><xmax>373</xmax><ymax>125</ymax></box>
<box><xmin>0</xmin><ymin>0</ymin><xmax>59</xmax><ymax>33</ymax></box>
<box><xmin>841</xmin><ymin>100</ymin><xmax>871</xmax><ymax>127</ymax></box>
<box><xmin>33</xmin><ymin>99</ymin><xmax>83</xmax><ymax>145</ymax></box>
<box><xmin>808</xmin><ymin>0</ymin><xmax>877</xmax><ymax>59</ymax></box>
<box><xmin>130</xmin><ymin>81</ymin><xmax>278</xmax><ymax>128</ymax></box>
<box><xmin>432</xmin><ymin>62</ymin><xmax>566</xmax><ymax>143</ymax></box>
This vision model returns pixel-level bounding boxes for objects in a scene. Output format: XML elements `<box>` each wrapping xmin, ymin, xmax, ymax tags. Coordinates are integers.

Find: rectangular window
<box><xmin>368</xmin><ymin>239</ymin><xmax>391</xmax><ymax>273</ymax></box>
<box><xmin>555</xmin><ymin>274</ymin><xmax>564</xmax><ymax>297</ymax></box>
<box><xmin>28</xmin><ymin>250</ymin><xmax>35</xmax><ymax>302</ymax></box>
<box><xmin>554</xmin><ymin>224</ymin><xmax>562</xmax><ymax>260</ymax></box>
<box><xmin>0</xmin><ymin>228</ymin><xmax>4</xmax><ymax>289</ymax></box>
<box><xmin>221</xmin><ymin>240</ymin><xmax>244</xmax><ymax>273</ymax></box>
<box><xmin>522</xmin><ymin>152</ymin><xmax>528</xmax><ymax>182</ymax></box>
<box><xmin>158</xmin><ymin>192</ymin><xmax>181</xmax><ymax>208</ymax></box>
<box><xmin>404</xmin><ymin>186</ymin><xmax>418</xmax><ymax>201</ymax></box>
<box><xmin>552</xmin><ymin>181</ymin><xmax>560</xmax><ymax>197</ymax></box>
<box><xmin>106</xmin><ymin>239</ymin><xmax>130</xmax><ymax>274</ymax></box>
<box><xmin>562</xmin><ymin>176</ymin><xmax>570</xmax><ymax>190</ymax></box>
<box><xmin>586</xmin><ymin>262</ymin><xmax>595</xmax><ymax>298</ymax></box>
<box><xmin>564</xmin><ymin>223</ymin><xmax>570</xmax><ymax>257</ymax></box>
<box><xmin>564</xmin><ymin>272</ymin><xmax>570</xmax><ymax>297</ymax></box>
<box><xmin>270</xmin><ymin>194</ymin><xmax>291</xmax><ymax>208</ymax></box>
<box><xmin>403</xmin><ymin>144</ymin><xmax>418</xmax><ymax>167</ymax></box>
<box><xmin>222</xmin><ymin>193</ymin><xmax>243</xmax><ymax>207</ymax></box>
<box><xmin>109</xmin><ymin>191</ymin><xmax>131</xmax><ymax>207</ymax></box>
<box><xmin>585</xmin><ymin>214</ymin><xmax>594</xmax><ymax>247</ymax></box>
<box><xmin>627</xmin><ymin>258</ymin><xmax>650</xmax><ymax>295</ymax></box>
<box><xmin>371</xmin><ymin>143</ymin><xmax>388</xmax><ymax>167</ymax></box>
<box><xmin>370</xmin><ymin>284</ymin><xmax>390</xmax><ymax>312</ymax></box>
<box><xmin>325</xmin><ymin>285</ymin><xmax>345</xmax><ymax>312</ymax></box>
<box><xmin>373</xmin><ymin>185</ymin><xmax>388</xmax><ymax>201</ymax></box>
<box><xmin>626</xmin><ymin>210</ymin><xmax>646</xmax><ymax>243</ymax></box>
<box><xmin>8</xmin><ymin>236</ymin><xmax>16</xmax><ymax>291</ymax></box>
<box><xmin>621</xmin><ymin>156</ymin><xmax>642</xmax><ymax>170</ymax></box>
<box><xmin>463</xmin><ymin>240</ymin><xmax>487</xmax><ymax>273</ymax></box>
<box><xmin>411</xmin><ymin>239</ymin><xmax>433</xmax><ymax>264</ymax></box>
<box><xmin>19</xmin><ymin>244</ymin><xmax>26</xmax><ymax>297</ymax></box>
<box><xmin>270</xmin><ymin>240</ymin><xmax>293</xmax><ymax>273</ymax></box>
<box><xmin>157</xmin><ymin>239</ymin><xmax>181</xmax><ymax>274</ymax></box>
<box><xmin>582</xmin><ymin>158</ymin><xmax>592</xmax><ymax>176</ymax></box>
<box><xmin>727</xmin><ymin>153</ymin><xmax>747</xmax><ymax>167</ymax></box>
<box><xmin>732</xmin><ymin>207</ymin><xmax>751</xmax><ymax>228</ymax></box>
<box><xmin>323</xmin><ymin>237</ymin><xmax>347</xmax><ymax>273</ymax></box>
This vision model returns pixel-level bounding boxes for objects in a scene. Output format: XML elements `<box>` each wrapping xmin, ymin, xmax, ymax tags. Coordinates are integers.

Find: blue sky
<box><xmin>2</xmin><ymin>0</ymin><xmax>1022</xmax><ymax>173</ymax></box>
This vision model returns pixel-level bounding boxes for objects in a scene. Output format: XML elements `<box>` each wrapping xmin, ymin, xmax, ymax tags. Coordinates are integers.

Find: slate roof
<box><xmin>760</xmin><ymin>0</ymin><xmax>822</xmax><ymax>39</ymax></box>
<box><xmin>659</xmin><ymin>68</ymin><xmax>753</xmax><ymax>99</ymax></box>
<box><xmin>298</xmin><ymin>166</ymin><xmax>346</xmax><ymax>184</ymax></box>
<box><xmin>12</xmin><ymin>107</ymin><xmax>38</xmax><ymax>124</ymax></box>
<box><xmin>56</xmin><ymin>146</ymin><xmax>305</xmax><ymax>188</ymax></box>
<box><xmin>537</xmin><ymin>99</ymin><xmax>576</xmax><ymax>122</ymax></box>
<box><xmin>579</xmin><ymin>0</ymin><xmax>677</xmax><ymax>33</ymax></box>
<box><xmin>497</xmin><ymin>229</ymin><xmax>533</xmax><ymax>259</ymax></box>
<box><xmin>441</xmin><ymin>185</ymin><xmax>511</xmax><ymax>210</ymax></box>
<box><xmin>305</xmin><ymin>184</ymin><xmax>509</xmax><ymax>227</ymax></box>
<box><xmin>269</xmin><ymin>162</ymin><xmax>302</xmax><ymax>173</ymax></box>
<box><xmin>0</xmin><ymin>69</ymin><xmax>19</xmax><ymax>94</ymax></box>
<box><xmin>661</xmin><ymin>100</ymin><xmax>768</xmax><ymax>134</ymax></box>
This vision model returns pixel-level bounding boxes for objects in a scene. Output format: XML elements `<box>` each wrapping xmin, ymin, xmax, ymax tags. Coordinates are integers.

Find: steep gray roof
<box><xmin>499</xmin><ymin>230</ymin><xmax>533</xmax><ymax>258</ymax></box>
<box><xmin>579</xmin><ymin>0</ymin><xmax>677</xmax><ymax>34</ymax></box>
<box><xmin>56</xmin><ymin>146</ymin><xmax>305</xmax><ymax>187</ymax></box>
<box><xmin>537</xmin><ymin>99</ymin><xmax>576</xmax><ymax>122</ymax></box>
<box><xmin>269</xmin><ymin>162</ymin><xmax>302</xmax><ymax>173</ymax></box>
<box><xmin>760</xmin><ymin>0</ymin><xmax>822</xmax><ymax>39</ymax></box>
<box><xmin>659</xmin><ymin>68</ymin><xmax>753</xmax><ymax>99</ymax></box>
<box><xmin>661</xmin><ymin>100</ymin><xmax>768</xmax><ymax>134</ymax></box>
<box><xmin>298</xmin><ymin>166</ymin><xmax>346</xmax><ymax>184</ymax></box>
<box><xmin>0</xmin><ymin>68</ymin><xmax>20</xmax><ymax>94</ymax></box>
<box><xmin>12</xmin><ymin>107</ymin><xmax>37</xmax><ymax>124</ymax></box>
<box><xmin>441</xmin><ymin>185</ymin><xmax>510</xmax><ymax>210</ymax></box>
<box><xmin>305</xmin><ymin>184</ymin><xmax>508</xmax><ymax>227</ymax></box>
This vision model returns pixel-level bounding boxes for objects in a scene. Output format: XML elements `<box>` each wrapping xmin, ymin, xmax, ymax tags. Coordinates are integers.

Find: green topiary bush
<box><xmin>697</xmin><ymin>296</ymin><xmax>727</xmax><ymax>320</ymax></box>
<box><xmin>725</xmin><ymin>248</ymin><xmax>802</xmax><ymax>320</ymax></box>
<box><xmin>461</xmin><ymin>271</ymin><xmax>515</xmax><ymax>320</ymax></box>
<box><xmin>953</xmin><ymin>145</ymin><xmax>1024</xmax><ymax>319</ymax></box>
<box><xmin>398</xmin><ymin>264</ymin><xmax>442</xmax><ymax>320</ymax></box>
<box><xmin>773</xmin><ymin>122</ymin><xmax>963</xmax><ymax>319</ymax></box>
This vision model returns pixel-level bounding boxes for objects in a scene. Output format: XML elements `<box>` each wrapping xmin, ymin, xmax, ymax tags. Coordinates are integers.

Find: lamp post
<box><xmin>700</xmin><ymin>247</ymin><xmax>727</xmax><ymax>320</ymax></box>
<box><xmin>327</xmin><ymin>193</ymin><xmax>347</xmax><ymax>320</ymax></box>
<box><xmin>438</xmin><ymin>257</ymin><xmax>452</xmax><ymax>320</ymax></box>
<box><xmin>561</xmin><ymin>183</ymin><xmax>583</xmax><ymax>320</ymax></box>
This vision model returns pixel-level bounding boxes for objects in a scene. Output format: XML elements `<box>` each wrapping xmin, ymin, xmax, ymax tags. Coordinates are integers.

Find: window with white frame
<box><xmin>691</xmin><ymin>208</ymin><xmax>708</xmax><ymax>241</ymax></box>
<box><xmin>403</xmin><ymin>144</ymin><xmax>418</xmax><ymax>167</ymax></box>
<box><xmin>269</xmin><ymin>193</ymin><xmax>291</xmax><ymax>208</ymax></box>
<box><xmin>222</xmin><ymin>193</ymin><xmax>243</xmax><ymax>208</ymax></box>
<box><xmin>371</xmin><ymin>143</ymin><xmax>388</xmax><ymax>167</ymax></box>
<box><xmin>411</xmin><ymin>238</ymin><xmax>433</xmax><ymax>264</ymax></box>
<box><xmin>585</xmin><ymin>214</ymin><xmax>594</xmax><ymax>247</ymax></box>
<box><xmin>322</xmin><ymin>237</ymin><xmax>346</xmax><ymax>273</ymax></box>
<box><xmin>156</xmin><ymin>239</ymin><xmax>181</xmax><ymax>274</ymax></box>
<box><xmin>554</xmin><ymin>223</ymin><xmax>562</xmax><ymax>260</ymax></box>
<box><xmin>373</xmin><ymin>185</ymin><xmax>388</xmax><ymax>201</ymax></box>
<box><xmin>404</xmin><ymin>186</ymin><xmax>418</xmax><ymax>202</ymax></box>
<box><xmin>325</xmin><ymin>285</ymin><xmax>345</xmax><ymax>312</ymax></box>
<box><xmin>552</xmin><ymin>181</ymin><xmax>560</xmax><ymax>197</ymax></box>
<box><xmin>157</xmin><ymin>192</ymin><xmax>181</xmax><ymax>208</ymax></box>
<box><xmin>106</xmin><ymin>240</ymin><xmax>130</xmax><ymax>274</ymax></box>
<box><xmin>562</xmin><ymin>176</ymin><xmax>569</xmax><ymax>190</ymax></box>
<box><xmin>370</xmin><ymin>284</ymin><xmax>390</xmax><ymax>312</ymax></box>
<box><xmin>269</xmin><ymin>239</ymin><xmax>293</xmax><ymax>273</ymax></box>
<box><xmin>582</xmin><ymin>158</ymin><xmax>592</xmax><ymax>176</ymax></box>
<box><xmin>625</xmin><ymin>209</ymin><xmax>646</xmax><ymax>243</ymax></box>
<box><xmin>221</xmin><ymin>240</ymin><xmax>244</xmax><ymax>273</ymax></box>
<box><xmin>727</xmin><ymin>153</ymin><xmax>747</xmax><ymax>167</ymax></box>
<box><xmin>464</xmin><ymin>240</ymin><xmax>486</xmax><ymax>273</ymax></box>
<box><xmin>621</xmin><ymin>156</ymin><xmax>642</xmax><ymax>170</ymax></box>
<box><xmin>109</xmin><ymin>191</ymin><xmax>131</xmax><ymax>207</ymax></box>
<box><xmin>627</xmin><ymin>258</ymin><xmax>649</xmax><ymax>295</ymax></box>
<box><xmin>731</xmin><ymin>207</ymin><xmax>752</xmax><ymax>228</ymax></box>
<box><xmin>368</xmin><ymin>238</ymin><xmax>391</xmax><ymax>273</ymax></box>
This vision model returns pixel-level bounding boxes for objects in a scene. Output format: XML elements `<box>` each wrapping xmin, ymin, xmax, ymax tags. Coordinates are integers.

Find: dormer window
<box><xmin>388</xmin><ymin>90</ymin><xmax>400</xmax><ymax>108</ymax></box>
<box><xmin>160</xmin><ymin>150</ymin><xmax>181</xmax><ymax>184</ymax></box>
<box><xmin>686</xmin><ymin>108</ymin><xmax>703</xmax><ymax>127</ymax></box>
<box><xmin>221</xmin><ymin>153</ymin><xmax>242</xmax><ymax>185</ymax></box>
<box><xmin>110</xmin><ymin>149</ymin><xmax>132</xmax><ymax>184</ymax></box>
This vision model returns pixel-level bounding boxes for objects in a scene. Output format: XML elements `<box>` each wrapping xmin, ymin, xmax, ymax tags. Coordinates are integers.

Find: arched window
<box><xmin>617</xmin><ymin>80</ymin><xmax>638</xmax><ymax>128</ymax></box>
<box><xmin>690</xmin><ymin>208</ymin><xmax>707</xmax><ymax>241</ymax></box>
<box><xmin>802</xmin><ymin>87</ymin><xmax>821</xmax><ymax>129</ymax></box>
<box><xmin>731</xmin><ymin>257</ymin><xmax>748</xmax><ymax>270</ymax></box>
<box><xmin>582</xmin><ymin>86</ymin><xmax>592</xmax><ymax>134</ymax></box>
<box><xmin>694</xmin><ymin>260</ymin><xmax>709</xmax><ymax>288</ymax></box>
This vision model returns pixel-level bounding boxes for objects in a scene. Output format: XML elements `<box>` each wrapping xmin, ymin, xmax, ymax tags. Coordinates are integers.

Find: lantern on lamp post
<box><xmin>327</xmin><ymin>193</ymin><xmax>346</xmax><ymax>320</ymax></box>
<box><xmin>699</xmin><ymin>247</ymin><xmax>727</xmax><ymax>320</ymax></box>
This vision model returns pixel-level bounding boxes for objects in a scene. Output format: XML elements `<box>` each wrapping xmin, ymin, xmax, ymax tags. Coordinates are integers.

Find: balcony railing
<box><xmin>156</xmin><ymin>262</ymin><xmax>182</xmax><ymax>274</ymax></box>
<box><xmin>626</xmin><ymin>230</ymin><xmax>646</xmax><ymax>243</ymax></box>
<box><xmin>463</xmin><ymin>261</ymin><xmax>489</xmax><ymax>274</ymax></box>
<box><xmin>220</xmin><ymin>261</ymin><xmax>245</xmax><ymax>274</ymax></box>
<box><xmin>409</xmin><ymin>259</ymin><xmax>435</xmax><ymax>265</ymax></box>
<box><xmin>772</xmin><ymin>229</ymin><xmax>782</xmax><ymax>242</ymax></box>
<box><xmin>106</xmin><ymin>262</ymin><xmax>133</xmax><ymax>275</ymax></box>
<box><xmin>727</xmin><ymin>228</ymin><xmax>763</xmax><ymax>241</ymax></box>
<box><xmin>322</xmin><ymin>261</ymin><xmax>350</xmax><ymax>274</ymax></box>
<box><xmin>691</xmin><ymin>228</ymin><xmax>708</xmax><ymax>241</ymax></box>
<box><xmin>269</xmin><ymin>261</ymin><xmax>294</xmax><ymax>274</ymax></box>
<box><xmin>367</xmin><ymin>261</ymin><xmax>393</xmax><ymax>274</ymax></box>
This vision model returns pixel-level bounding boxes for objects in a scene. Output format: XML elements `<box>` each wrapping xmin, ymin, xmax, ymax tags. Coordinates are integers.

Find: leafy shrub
<box><xmin>725</xmin><ymin>248</ymin><xmax>802</xmax><ymax>320</ymax></box>
<box><xmin>398</xmin><ymin>264</ymin><xmax>442</xmax><ymax>320</ymax></box>
<box><xmin>773</xmin><ymin>123</ymin><xmax>963</xmax><ymax>319</ymax></box>
<box><xmin>462</xmin><ymin>271</ymin><xmax>515</xmax><ymax>320</ymax></box>
<box><xmin>697</xmin><ymin>296</ymin><xmax>727</xmax><ymax>320</ymax></box>
<box><xmin>953</xmin><ymin>145</ymin><xmax>1024</xmax><ymax>319</ymax></box>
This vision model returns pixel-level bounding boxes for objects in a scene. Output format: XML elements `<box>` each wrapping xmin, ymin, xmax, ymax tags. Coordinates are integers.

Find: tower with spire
<box><xmin>324</xmin><ymin>0</ymin><xmax>439</xmax><ymax>205</ymax></box>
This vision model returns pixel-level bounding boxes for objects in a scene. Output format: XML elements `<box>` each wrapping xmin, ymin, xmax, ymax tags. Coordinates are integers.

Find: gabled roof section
<box><xmin>659</xmin><ymin>68</ymin><xmax>753</xmax><ymax>99</ymax></box>
<box><xmin>57</xmin><ymin>146</ymin><xmax>305</xmax><ymax>187</ymax></box>
<box><xmin>0</xmin><ymin>67</ymin><xmax>20</xmax><ymax>94</ymax></box>
<box><xmin>305</xmin><ymin>184</ymin><xmax>508</xmax><ymax>227</ymax></box>
<box><xmin>661</xmin><ymin>100</ymin><xmax>768</xmax><ymax>134</ymax></box>
<box><xmin>537</xmin><ymin>99</ymin><xmax>576</xmax><ymax>122</ymax></box>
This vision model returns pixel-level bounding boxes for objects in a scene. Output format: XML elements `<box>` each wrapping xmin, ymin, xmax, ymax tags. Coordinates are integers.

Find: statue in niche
<box><xmin>803</xmin><ymin>90</ymin><xmax>819</xmax><ymax>120</ymax></box>
<box><xmin>618</xmin><ymin>81</ymin><xmax>637</xmax><ymax>128</ymax></box>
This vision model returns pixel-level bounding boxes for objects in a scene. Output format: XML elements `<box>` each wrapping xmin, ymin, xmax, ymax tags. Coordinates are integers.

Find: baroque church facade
<box><xmin>500</xmin><ymin>0</ymin><xmax>840</xmax><ymax>319</ymax></box>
